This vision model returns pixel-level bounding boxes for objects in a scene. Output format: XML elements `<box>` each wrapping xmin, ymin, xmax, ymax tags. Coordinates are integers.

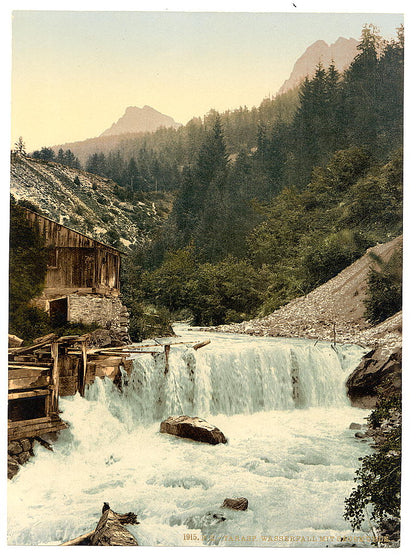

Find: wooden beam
<box><xmin>60</xmin><ymin>531</ymin><xmax>95</xmax><ymax>546</ymax></box>
<box><xmin>8</xmin><ymin>364</ymin><xmax>50</xmax><ymax>371</ymax></box>
<box><xmin>8</xmin><ymin>389</ymin><xmax>51</xmax><ymax>400</ymax></box>
<box><xmin>193</xmin><ymin>340</ymin><xmax>211</xmax><ymax>350</ymax></box>
<box><xmin>8</xmin><ymin>416</ymin><xmax>55</xmax><ymax>427</ymax></box>
<box><xmin>164</xmin><ymin>345</ymin><xmax>170</xmax><ymax>375</ymax></box>
<box><xmin>95</xmin><ymin>350</ymin><xmax>161</xmax><ymax>356</ymax></box>
<box><xmin>8</xmin><ymin>376</ymin><xmax>50</xmax><ymax>390</ymax></box>
<box><xmin>8</xmin><ymin>338</ymin><xmax>53</xmax><ymax>355</ymax></box>
<box><xmin>8</xmin><ymin>419</ymin><xmax>67</xmax><ymax>441</ymax></box>
<box><xmin>32</xmin><ymin>333</ymin><xmax>58</xmax><ymax>345</ymax></box>
<box><xmin>9</xmin><ymin>368</ymin><xmax>50</xmax><ymax>380</ymax></box>
<box><xmin>80</xmin><ymin>341</ymin><xmax>88</xmax><ymax>396</ymax></box>
<box><xmin>51</xmin><ymin>342</ymin><xmax>60</xmax><ymax>413</ymax></box>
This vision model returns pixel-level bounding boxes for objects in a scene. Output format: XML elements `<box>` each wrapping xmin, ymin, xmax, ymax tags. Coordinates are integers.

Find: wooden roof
<box><xmin>21</xmin><ymin>208</ymin><xmax>126</xmax><ymax>255</ymax></box>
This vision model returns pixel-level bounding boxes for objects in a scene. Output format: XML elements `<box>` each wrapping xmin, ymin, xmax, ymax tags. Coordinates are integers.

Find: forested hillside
<box><xmin>121</xmin><ymin>25</ymin><xmax>403</xmax><ymax>330</ymax></box>
<box><xmin>27</xmin><ymin>25</ymin><xmax>403</xmax><ymax>334</ymax></box>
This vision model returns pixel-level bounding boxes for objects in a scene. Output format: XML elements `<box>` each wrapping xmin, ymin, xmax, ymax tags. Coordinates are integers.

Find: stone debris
<box><xmin>213</xmin><ymin>237</ymin><xmax>402</xmax><ymax>353</ymax></box>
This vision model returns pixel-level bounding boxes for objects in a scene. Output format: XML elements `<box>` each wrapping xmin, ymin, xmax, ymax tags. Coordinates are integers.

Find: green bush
<box><xmin>300</xmin><ymin>229</ymin><xmax>367</xmax><ymax>291</ymax></box>
<box><xmin>128</xmin><ymin>302</ymin><xmax>173</xmax><ymax>342</ymax></box>
<box><xmin>364</xmin><ymin>249</ymin><xmax>402</xmax><ymax>324</ymax></box>
<box><xmin>344</xmin><ymin>397</ymin><xmax>401</xmax><ymax>539</ymax></box>
<box><xmin>9</xmin><ymin>305</ymin><xmax>51</xmax><ymax>343</ymax></box>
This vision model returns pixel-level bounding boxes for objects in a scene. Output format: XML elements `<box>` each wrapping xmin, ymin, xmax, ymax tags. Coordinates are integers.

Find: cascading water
<box><xmin>8</xmin><ymin>327</ymin><xmax>373</xmax><ymax>547</ymax></box>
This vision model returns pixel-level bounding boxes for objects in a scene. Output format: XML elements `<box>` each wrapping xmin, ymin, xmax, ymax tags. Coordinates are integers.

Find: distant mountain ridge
<box><xmin>47</xmin><ymin>37</ymin><xmax>358</xmax><ymax>164</ymax></box>
<box><xmin>278</xmin><ymin>37</ymin><xmax>359</xmax><ymax>94</ymax></box>
<box><xmin>100</xmin><ymin>105</ymin><xmax>181</xmax><ymax>137</ymax></box>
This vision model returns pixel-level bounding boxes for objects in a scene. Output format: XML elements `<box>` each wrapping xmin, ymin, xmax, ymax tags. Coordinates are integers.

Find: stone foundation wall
<box><xmin>8</xmin><ymin>438</ymin><xmax>35</xmax><ymax>479</ymax></box>
<box><xmin>67</xmin><ymin>294</ymin><xmax>130</xmax><ymax>338</ymax></box>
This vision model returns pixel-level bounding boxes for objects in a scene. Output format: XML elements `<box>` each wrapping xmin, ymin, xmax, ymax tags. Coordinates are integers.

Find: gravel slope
<box><xmin>215</xmin><ymin>236</ymin><xmax>402</xmax><ymax>353</ymax></box>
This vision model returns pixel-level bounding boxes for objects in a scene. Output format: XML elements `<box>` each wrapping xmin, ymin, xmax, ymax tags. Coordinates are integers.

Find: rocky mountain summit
<box><xmin>278</xmin><ymin>37</ymin><xmax>359</xmax><ymax>94</ymax></box>
<box><xmin>100</xmin><ymin>105</ymin><xmax>181</xmax><ymax>137</ymax></box>
<box><xmin>10</xmin><ymin>153</ymin><xmax>172</xmax><ymax>249</ymax></box>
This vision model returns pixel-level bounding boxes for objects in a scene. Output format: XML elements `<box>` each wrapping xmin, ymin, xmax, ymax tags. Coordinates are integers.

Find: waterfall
<box><xmin>85</xmin><ymin>332</ymin><xmax>366</xmax><ymax>425</ymax></box>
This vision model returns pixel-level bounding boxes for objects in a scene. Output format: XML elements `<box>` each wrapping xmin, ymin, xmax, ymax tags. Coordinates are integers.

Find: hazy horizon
<box><xmin>11</xmin><ymin>11</ymin><xmax>403</xmax><ymax>152</ymax></box>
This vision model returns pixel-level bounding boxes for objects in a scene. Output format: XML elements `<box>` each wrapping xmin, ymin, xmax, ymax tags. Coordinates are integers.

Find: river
<box><xmin>7</xmin><ymin>326</ymin><xmax>373</xmax><ymax>547</ymax></box>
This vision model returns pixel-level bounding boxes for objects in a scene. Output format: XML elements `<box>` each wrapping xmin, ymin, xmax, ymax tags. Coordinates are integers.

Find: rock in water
<box><xmin>221</xmin><ymin>497</ymin><xmax>248</xmax><ymax>511</ymax></box>
<box><xmin>349</xmin><ymin>422</ymin><xmax>362</xmax><ymax>430</ymax></box>
<box><xmin>8</xmin><ymin>456</ymin><xmax>20</xmax><ymax>480</ymax></box>
<box><xmin>346</xmin><ymin>347</ymin><xmax>402</xmax><ymax>408</ymax></box>
<box><xmin>160</xmin><ymin>416</ymin><xmax>227</xmax><ymax>445</ymax></box>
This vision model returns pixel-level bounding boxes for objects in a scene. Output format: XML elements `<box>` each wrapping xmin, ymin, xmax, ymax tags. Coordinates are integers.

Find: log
<box><xmin>8</xmin><ymin>333</ymin><xmax>57</xmax><ymax>355</ymax></box>
<box><xmin>32</xmin><ymin>333</ymin><xmax>58</xmax><ymax>345</ymax></box>
<box><xmin>193</xmin><ymin>340</ymin><xmax>211</xmax><ymax>350</ymax></box>
<box><xmin>50</xmin><ymin>343</ymin><xmax>60</xmax><ymax>413</ymax></box>
<box><xmin>61</xmin><ymin>503</ymin><xmax>139</xmax><ymax>546</ymax></box>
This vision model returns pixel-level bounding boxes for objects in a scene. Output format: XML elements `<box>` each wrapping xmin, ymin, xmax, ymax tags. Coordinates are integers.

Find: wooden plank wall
<box><xmin>22</xmin><ymin>209</ymin><xmax>121</xmax><ymax>291</ymax></box>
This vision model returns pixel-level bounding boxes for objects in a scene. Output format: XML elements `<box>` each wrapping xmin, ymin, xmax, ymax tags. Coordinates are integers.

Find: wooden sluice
<box><xmin>8</xmin><ymin>333</ymin><xmax>211</xmax><ymax>442</ymax></box>
<box><xmin>8</xmin><ymin>334</ymin><xmax>67</xmax><ymax>441</ymax></box>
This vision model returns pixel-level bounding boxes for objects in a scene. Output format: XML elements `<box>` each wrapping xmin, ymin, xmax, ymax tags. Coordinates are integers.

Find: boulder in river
<box><xmin>349</xmin><ymin>422</ymin><xmax>362</xmax><ymax>430</ymax></box>
<box><xmin>221</xmin><ymin>497</ymin><xmax>248</xmax><ymax>511</ymax></box>
<box><xmin>8</xmin><ymin>456</ymin><xmax>19</xmax><ymax>480</ymax></box>
<box><xmin>346</xmin><ymin>347</ymin><xmax>401</xmax><ymax>408</ymax></box>
<box><xmin>160</xmin><ymin>415</ymin><xmax>227</xmax><ymax>445</ymax></box>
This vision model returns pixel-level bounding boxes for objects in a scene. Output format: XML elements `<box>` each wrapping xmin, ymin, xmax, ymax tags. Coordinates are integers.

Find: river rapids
<box><xmin>7</xmin><ymin>326</ymin><xmax>373</xmax><ymax>547</ymax></box>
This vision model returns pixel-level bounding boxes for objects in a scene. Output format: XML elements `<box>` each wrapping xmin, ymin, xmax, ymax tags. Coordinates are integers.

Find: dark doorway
<box><xmin>49</xmin><ymin>297</ymin><xmax>68</xmax><ymax>327</ymax></box>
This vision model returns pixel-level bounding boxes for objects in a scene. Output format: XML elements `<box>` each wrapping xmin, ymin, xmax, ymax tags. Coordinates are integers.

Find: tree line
<box><xmin>24</xmin><ymin>24</ymin><xmax>403</xmax><ymax>330</ymax></box>
<box><xmin>122</xmin><ymin>24</ymin><xmax>403</xmax><ymax>328</ymax></box>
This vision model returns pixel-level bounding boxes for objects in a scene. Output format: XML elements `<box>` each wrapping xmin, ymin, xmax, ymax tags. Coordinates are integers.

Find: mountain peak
<box><xmin>278</xmin><ymin>36</ymin><xmax>359</xmax><ymax>95</ymax></box>
<box><xmin>100</xmin><ymin>106</ymin><xmax>181</xmax><ymax>137</ymax></box>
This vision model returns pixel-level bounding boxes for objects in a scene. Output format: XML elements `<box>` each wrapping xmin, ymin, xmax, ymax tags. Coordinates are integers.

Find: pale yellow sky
<box><xmin>11</xmin><ymin>10</ymin><xmax>403</xmax><ymax>152</ymax></box>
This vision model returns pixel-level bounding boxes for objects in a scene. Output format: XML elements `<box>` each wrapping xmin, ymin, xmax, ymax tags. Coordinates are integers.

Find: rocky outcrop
<box><xmin>346</xmin><ymin>347</ymin><xmax>402</xmax><ymax>408</ymax></box>
<box><xmin>160</xmin><ymin>416</ymin><xmax>227</xmax><ymax>445</ymax></box>
<box><xmin>278</xmin><ymin>37</ymin><xmax>359</xmax><ymax>95</ymax></box>
<box><xmin>221</xmin><ymin>497</ymin><xmax>248</xmax><ymax>511</ymax></box>
<box><xmin>11</xmin><ymin>154</ymin><xmax>172</xmax><ymax>249</ymax></box>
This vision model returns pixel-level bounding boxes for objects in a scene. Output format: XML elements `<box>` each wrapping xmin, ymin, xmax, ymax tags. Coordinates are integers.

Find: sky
<box><xmin>10</xmin><ymin>7</ymin><xmax>404</xmax><ymax>152</ymax></box>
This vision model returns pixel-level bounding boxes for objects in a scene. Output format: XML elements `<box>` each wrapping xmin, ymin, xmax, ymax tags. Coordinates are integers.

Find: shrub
<box><xmin>364</xmin><ymin>249</ymin><xmax>402</xmax><ymax>324</ymax></box>
<box><xmin>344</xmin><ymin>397</ymin><xmax>401</xmax><ymax>540</ymax></box>
<box><xmin>9</xmin><ymin>199</ymin><xmax>49</xmax><ymax>341</ymax></box>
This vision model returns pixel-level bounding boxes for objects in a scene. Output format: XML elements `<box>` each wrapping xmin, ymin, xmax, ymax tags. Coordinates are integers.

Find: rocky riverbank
<box><xmin>212</xmin><ymin>237</ymin><xmax>402</xmax><ymax>356</ymax></box>
<box><xmin>347</xmin><ymin>399</ymin><xmax>401</xmax><ymax>547</ymax></box>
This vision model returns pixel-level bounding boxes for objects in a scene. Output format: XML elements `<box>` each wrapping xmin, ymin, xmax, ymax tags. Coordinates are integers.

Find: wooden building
<box><xmin>21</xmin><ymin>209</ymin><xmax>128</xmax><ymax>330</ymax></box>
<box><xmin>23</xmin><ymin>208</ymin><xmax>122</xmax><ymax>297</ymax></box>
